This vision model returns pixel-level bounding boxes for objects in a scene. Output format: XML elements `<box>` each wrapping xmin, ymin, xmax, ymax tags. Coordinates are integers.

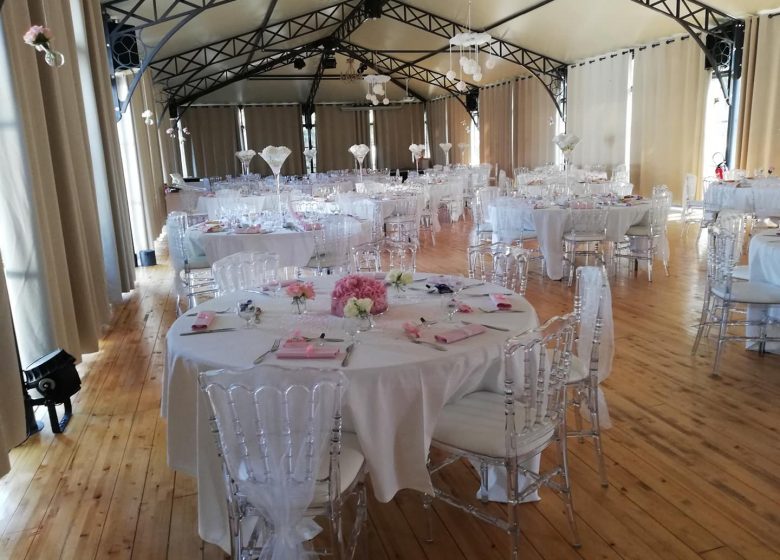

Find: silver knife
<box><xmin>461</xmin><ymin>320</ymin><xmax>510</xmax><ymax>332</ymax></box>
<box><xmin>341</xmin><ymin>343</ymin><xmax>355</xmax><ymax>367</ymax></box>
<box><xmin>180</xmin><ymin>328</ymin><xmax>237</xmax><ymax>336</ymax></box>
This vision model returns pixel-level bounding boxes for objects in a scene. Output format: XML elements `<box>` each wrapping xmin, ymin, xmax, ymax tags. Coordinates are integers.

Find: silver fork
<box><xmin>254</xmin><ymin>338</ymin><xmax>281</xmax><ymax>364</ymax></box>
<box><xmin>408</xmin><ymin>338</ymin><xmax>447</xmax><ymax>351</ymax></box>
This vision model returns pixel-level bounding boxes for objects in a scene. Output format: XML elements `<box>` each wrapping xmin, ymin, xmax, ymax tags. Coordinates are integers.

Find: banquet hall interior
<box><xmin>1</xmin><ymin>0</ymin><xmax>779</xmax><ymax>558</ymax></box>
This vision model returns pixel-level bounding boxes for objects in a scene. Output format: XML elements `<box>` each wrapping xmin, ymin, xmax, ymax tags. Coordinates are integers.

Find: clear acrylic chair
<box><xmin>212</xmin><ymin>251</ymin><xmax>272</xmax><ymax>295</ymax></box>
<box><xmin>384</xmin><ymin>194</ymin><xmax>423</xmax><ymax>245</ymax></box>
<box><xmin>167</xmin><ymin>211</ymin><xmax>216</xmax><ymax>314</ymax></box>
<box><xmin>680</xmin><ymin>174</ymin><xmax>704</xmax><ymax>239</ymax></box>
<box><xmin>425</xmin><ymin>316</ymin><xmax>580</xmax><ymax>558</ymax></box>
<box><xmin>568</xmin><ymin>266</ymin><xmax>613</xmax><ymax>487</ymax></box>
<box><xmin>473</xmin><ymin>187</ymin><xmax>499</xmax><ymax>243</ymax></box>
<box><xmin>352</xmin><ymin>239</ymin><xmax>417</xmax><ymax>273</ymax></box>
<box><xmin>307</xmin><ymin>215</ymin><xmax>355</xmax><ymax>276</ymax></box>
<box><xmin>467</xmin><ymin>242</ymin><xmax>528</xmax><ymax>295</ymax></box>
<box><xmin>613</xmin><ymin>186</ymin><xmax>671</xmax><ymax>282</ymax></box>
<box><xmin>691</xmin><ymin>225</ymin><xmax>780</xmax><ymax>375</ymax></box>
<box><xmin>562</xmin><ymin>205</ymin><xmax>609</xmax><ymax>287</ymax></box>
<box><xmin>200</xmin><ymin>366</ymin><xmax>367</xmax><ymax>560</ymax></box>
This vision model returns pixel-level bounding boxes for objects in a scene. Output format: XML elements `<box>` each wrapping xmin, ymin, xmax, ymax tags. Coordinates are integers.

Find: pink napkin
<box><xmin>434</xmin><ymin>323</ymin><xmax>487</xmax><ymax>343</ymax></box>
<box><xmin>276</xmin><ymin>342</ymin><xmax>340</xmax><ymax>359</ymax></box>
<box><xmin>191</xmin><ymin>311</ymin><xmax>215</xmax><ymax>331</ymax></box>
<box><xmin>489</xmin><ymin>294</ymin><xmax>512</xmax><ymax>310</ymax></box>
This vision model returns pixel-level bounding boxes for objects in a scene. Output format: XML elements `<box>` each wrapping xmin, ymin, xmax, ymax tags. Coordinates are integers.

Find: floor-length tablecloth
<box><xmin>747</xmin><ymin>231</ymin><xmax>780</xmax><ymax>353</ymax></box>
<box><xmin>705</xmin><ymin>179</ymin><xmax>780</xmax><ymax>215</ymax></box>
<box><xmin>164</xmin><ymin>275</ymin><xmax>537</xmax><ymax>551</ymax></box>
<box><xmin>489</xmin><ymin>198</ymin><xmax>651</xmax><ymax>280</ymax></box>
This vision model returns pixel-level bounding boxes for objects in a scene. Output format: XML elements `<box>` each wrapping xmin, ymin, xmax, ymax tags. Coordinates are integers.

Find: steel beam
<box><xmin>627</xmin><ymin>0</ymin><xmax>735</xmax><ymax>41</ymax></box>
<box><xmin>150</xmin><ymin>1</ymin><xmax>360</xmax><ymax>84</ymax></box>
<box><xmin>379</xmin><ymin>0</ymin><xmax>566</xmax><ymax>116</ymax></box>
<box><xmin>102</xmin><ymin>0</ymin><xmax>238</xmax><ymax>33</ymax></box>
<box><xmin>175</xmin><ymin>40</ymin><xmax>326</xmax><ymax>105</ymax></box>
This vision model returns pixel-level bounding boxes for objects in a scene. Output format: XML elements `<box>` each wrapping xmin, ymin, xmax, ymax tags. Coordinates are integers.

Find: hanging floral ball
<box><xmin>445</xmin><ymin>70</ymin><xmax>457</xmax><ymax>81</ymax></box>
<box><xmin>382</xmin><ymin>97</ymin><xmax>390</xmax><ymax>105</ymax></box>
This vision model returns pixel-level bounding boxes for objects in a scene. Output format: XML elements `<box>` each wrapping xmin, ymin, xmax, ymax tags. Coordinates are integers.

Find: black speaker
<box><xmin>465</xmin><ymin>91</ymin><xmax>479</xmax><ymax>112</ymax></box>
<box><xmin>23</xmin><ymin>349</ymin><xmax>81</xmax><ymax>433</ymax></box>
<box><xmin>107</xmin><ymin>21</ymin><xmax>140</xmax><ymax>70</ymax></box>
<box><xmin>366</xmin><ymin>0</ymin><xmax>383</xmax><ymax>18</ymax></box>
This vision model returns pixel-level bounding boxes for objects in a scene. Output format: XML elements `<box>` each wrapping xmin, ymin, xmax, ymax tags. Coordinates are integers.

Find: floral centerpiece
<box><xmin>343</xmin><ymin>297</ymin><xmax>373</xmax><ymax>319</ymax></box>
<box><xmin>439</xmin><ymin>142</ymin><xmax>452</xmax><ymax>166</ymax></box>
<box><xmin>553</xmin><ymin>133</ymin><xmax>581</xmax><ymax>188</ymax></box>
<box><xmin>260</xmin><ymin>145</ymin><xmax>292</xmax><ymax>217</ymax></box>
<box><xmin>331</xmin><ymin>274</ymin><xmax>388</xmax><ymax>317</ymax></box>
<box><xmin>349</xmin><ymin>144</ymin><xmax>370</xmax><ymax>180</ymax></box>
<box><xmin>387</xmin><ymin>269</ymin><xmax>413</xmax><ymax>295</ymax></box>
<box><xmin>286</xmin><ymin>281</ymin><xmax>315</xmax><ymax>315</ymax></box>
<box><xmin>23</xmin><ymin>25</ymin><xmax>64</xmax><ymax>67</ymax></box>
<box><xmin>409</xmin><ymin>144</ymin><xmax>425</xmax><ymax>173</ymax></box>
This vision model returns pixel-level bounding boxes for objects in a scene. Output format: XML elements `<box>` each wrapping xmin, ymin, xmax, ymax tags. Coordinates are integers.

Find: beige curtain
<box><xmin>448</xmin><ymin>97</ymin><xmax>472</xmax><ymax>165</ymax></box>
<box><xmin>427</xmin><ymin>99</ymin><xmax>448</xmax><ymax>166</ymax></box>
<box><xmin>117</xmin><ymin>71</ymin><xmax>168</xmax><ymax>252</ymax></box>
<box><xmin>515</xmin><ymin>77</ymin><xmax>557</xmax><ymax>169</ymax></box>
<box><xmin>631</xmin><ymin>37</ymin><xmax>708</xmax><ymax>201</ymax></box>
<box><xmin>72</xmin><ymin>0</ymin><xmax>135</xmax><ymax>300</ymax></box>
<box><xmin>1</xmin><ymin>0</ymin><xmax>110</xmax><ymax>364</ymax></box>
<box><xmin>479</xmin><ymin>82</ymin><xmax>513</xmax><ymax>174</ymax></box>
<box><xmin>736</xmin><ymin>15</ymin><xmax>780</xmax><ymax>171</ymax></box>
<box><xmin>181</xmin><ymin>106</ymin><xmax>241</xmax><ymax>177</ymax></box>
<box><xmin>314</xmin><ymin>105</ymin><xmax>370</xmax><ymax>171</ymax></box>
<box><xmin>244</xmin><ymin>105</ymin><xmax>305</xmax><ymax>175</ymax></box>
<box><xmin>567</xmin><ymin>54</ymin><xmax>631</xmax><ymax>170</ymax></box>
<box><xmin>0</xmin><ymin>255</ymin><xmax>26</xmax><ymax>477</ymax></box>
<box><xmin>375</xmin><ymin>104</ymin><xmax>425</xmax><ymax>170</ymax></box>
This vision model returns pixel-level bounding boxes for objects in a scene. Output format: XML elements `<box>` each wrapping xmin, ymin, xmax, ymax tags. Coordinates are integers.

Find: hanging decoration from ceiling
<box><xmin>445</xmin><ymin>1</ymin><xmax>490</xmax><ymax>91</ymax></box>
<box><xmin>363</xmin><ymin>74</ymin><xmax>391</xmax><ymax>106</ymax></box>
<box><xmin>341</xmin><ymin>58</ymin><xmax>360</xmax><ymax>81</ymax></box>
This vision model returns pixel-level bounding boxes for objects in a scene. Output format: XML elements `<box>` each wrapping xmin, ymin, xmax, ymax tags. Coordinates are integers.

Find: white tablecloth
<box><xmin>748</xmin><ymin>231</ymin><xmax>780</xmax><ymax>353</ymax></box>
<box><xmin>163</xmin><ymin>275</ymin><xmax>538</xmax><ymax>551</ymax></box>
<box><xmin>185</xmin><ymin>217</ymin><xmax>371</xmax><ymax>266</ymax></box>
<box><xmin>489</xmin><ymin>197</ymin><xmax>651</xmax><ymax>280</ymax></box>
<box><xmin>705</xmin><ymin>179</ymin><xmax>780</xmax><ymax>215</ymax></box>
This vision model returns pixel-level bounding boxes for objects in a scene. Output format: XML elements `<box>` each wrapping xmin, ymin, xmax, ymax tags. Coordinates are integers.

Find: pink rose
<box><xmin>23</xmin><ymin>25</ymin><xmax>52</xmax><ymax>47</ymax></box>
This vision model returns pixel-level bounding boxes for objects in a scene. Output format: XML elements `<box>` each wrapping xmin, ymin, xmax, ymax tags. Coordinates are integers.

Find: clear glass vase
<box><xmin>292</xmin><ymin>298</ymin><xmax>307</xmax><ymax>315</ymax></box>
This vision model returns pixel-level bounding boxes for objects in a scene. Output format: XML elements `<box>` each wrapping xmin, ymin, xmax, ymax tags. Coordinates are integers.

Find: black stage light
<box><xmin>465</xmin><ymin>90</ymin><xmax>479</xmax><ymax>112</ymax></box>
<box><xmin>322</xmin><ymin>55</ymin><xmax>338</xmax><ymax>69</ymax></box>
<box><xmin>293</xmin><ymin>57</ymin><xmax>306</xmax><ymax>70</ymax></box>
<box><xmin>357</xmin><ymin>62</ymin><xmax>368</xmax><ymax>74</ymax></box>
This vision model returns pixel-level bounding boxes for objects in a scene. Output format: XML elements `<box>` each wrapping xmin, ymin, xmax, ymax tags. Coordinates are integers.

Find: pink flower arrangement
<box><xmin>330</xmin><ymin>274</ymin><xmax>388</xmax><ymax>317</ymax></box>
<box><xmin>23</xmin><ymin>25</ymin><xmax>53</xmax><ymax>48</ymax></box>
<box><xmin>286</xmin><ymin>282</ymin><xmax>315</xmax><ymax>300</ymax></box>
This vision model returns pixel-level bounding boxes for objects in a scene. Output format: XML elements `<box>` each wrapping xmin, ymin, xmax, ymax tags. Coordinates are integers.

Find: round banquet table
<box><xmin>184</xmin><ymin>217</ymin><xmax>371</xmax><ymax>266</ymax></box>
<box><xmin>704</xmin><ymin>179</ymin><xmax>780</xmax><ymax>215</ymax></box>
<box><xmin>163</xmin><ymin>274</ymin><xmax>538</xmax><ymax>551</ymax></box>
<box><xmin>747</xmin><ymin>230</ymin><xmax>780</xmax><ymax>353</ymax></box>
<box><xmin>489</xmin><ymin>197</ymin><xmax>652</xmax><ymax>280</ymax></box>
<box><xmin>196</xmin><ymin>193</ymin><xmax>288</xmax><ymax>219</ymax></box>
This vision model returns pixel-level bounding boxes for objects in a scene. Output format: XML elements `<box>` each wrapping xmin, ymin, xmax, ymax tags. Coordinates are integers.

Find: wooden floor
<box><xmin>1</xmin><ymin>215</ymin><xmax>779</xmax><ymax>560</ymax></box>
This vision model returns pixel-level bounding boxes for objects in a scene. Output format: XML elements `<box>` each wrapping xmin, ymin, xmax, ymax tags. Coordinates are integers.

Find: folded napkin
<box><xmin>276</xmin><ymin>342</ymin><xmax>341</xmax><ymax>359</ymax></box>
<box><xmin>233</xmin><ymin>226</ymin><xmax>264</xmax><ymax>234</ymax></box>
<box><xmin>191</xmin><ymin>311</ymin><xmax>215</xmax><ymax>331</ymax></box>
<box><xmin>434</xmin><ymin>324</ymin><xmax>487</xmax><ymax>344</ymax></box>
<box><xmin>489</xmin><ymin>294</ymin><xmax>512</xmax><ymax>310</ymax></box>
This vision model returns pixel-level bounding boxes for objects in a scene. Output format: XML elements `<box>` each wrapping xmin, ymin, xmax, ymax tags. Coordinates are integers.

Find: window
<box><xmin>701</xmin><ymin>74</ymin><xmax>730</xmax><ymax>181</ymax></box>
<box><xmin>302</xmin><ymin>111</ymin><xmax>316</xmax><ymax>172</ymax></box>
<box><xmin>368</xmin><ymin>109</ymin><xmax>377</xmax><ymax>170</ymax></box>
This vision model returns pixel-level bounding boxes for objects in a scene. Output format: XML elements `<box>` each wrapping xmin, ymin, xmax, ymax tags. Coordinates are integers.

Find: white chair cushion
<box><xmin>712</xmin><ymin>281</ymin><xmax>780</xmax><ymax>305</ymax></box>
<box><xmin>731</xmin><ymin>265</ymin><xmax>750</xmax><ymax>281</ymax></box>
<box><xmin>312</xmin><ymin>433</ymin><xmax>364</xmax><ymax>506</ymax></box>
<box><xmin>433</xmin><ymin>392</ymin><xmax>555</xmax><ymax>459</ymax></box>
<box><xmin>565</xmin><ymin>355</ymin><xmax>589</xmax><ymax>384</ymax></box>
<box><xmin>625</xmin><ymin>225</ymin><xmax>652</xmax><ymax>236</ymax></box>
<box><xmin>564</xmin><ymin>233</ymin><xmax>606</xmax><ymax>242</ymax></box>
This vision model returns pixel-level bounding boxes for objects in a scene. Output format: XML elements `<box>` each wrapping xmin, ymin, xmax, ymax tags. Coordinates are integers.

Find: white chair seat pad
<box><xmin>731</xmin><ymin>265</ymin><xmax>750</xmax><ymax>281</ymax></box>
<box><xmin>433</xmin><ymin>392</ymin><xmax>555</xmax><ymax>459</ymax></box>
<box><xmin>625</xmin><ymin>225</ymin><xmax>661</xmax><ymax>237</ymax></box>
<box><xmin>313</xmin><ymin>433</ymin><xmax>364</xmax><ymax>506</ymax></box>
<box><xmin>565</xmin><ymin>355</ymin><xmax>589</xmax><ymax>384</ymax></box>
<box><xmin>712</xmin><ymin>281</ymin><xmax>780</xmax><ymax>305</ymax></box>
<box><xmin>564</xmin><ymin>233</ymin><xmax>606</xmax><ymax>242</ymax></box>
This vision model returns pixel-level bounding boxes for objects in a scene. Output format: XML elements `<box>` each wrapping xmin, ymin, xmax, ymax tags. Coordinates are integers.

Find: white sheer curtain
<box><xmin>514</xmin><ymin>77</ymin><xmax>557</xmax><ymax>169</ymax></box>
<box><xmin>0</xmin><ymin>0</ymin><xmax>110</xmax><ymax>365</ymax></box>
<box><xmin>736</xmin><ymin>15</ymin><xmax>780</xmax><ymax>171</ymax></box>
<box><xmin>630</xmin><ymin>37</ymin><xmax>708</xmax><ymax>202</ymax></box>
<box><xmin>117</xmin><ymin>71</ymin><xmax>168</xmax><ymax>254</ymax></box>
<box><xmin>567</xmin><ymin>54</ymin><xmax>631</xmax><ymax>171</ymax></box>
<box><xmin>0</xmin><ymin>254</ymin><xmax>26</xmax><ymax>478</ymax></box>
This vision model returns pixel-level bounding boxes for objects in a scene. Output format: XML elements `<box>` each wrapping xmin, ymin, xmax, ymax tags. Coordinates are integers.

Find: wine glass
<box><xmin>343</xmin><ymin>317</ymin><xmax>360</xmax><ymax>344</ymax></box>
